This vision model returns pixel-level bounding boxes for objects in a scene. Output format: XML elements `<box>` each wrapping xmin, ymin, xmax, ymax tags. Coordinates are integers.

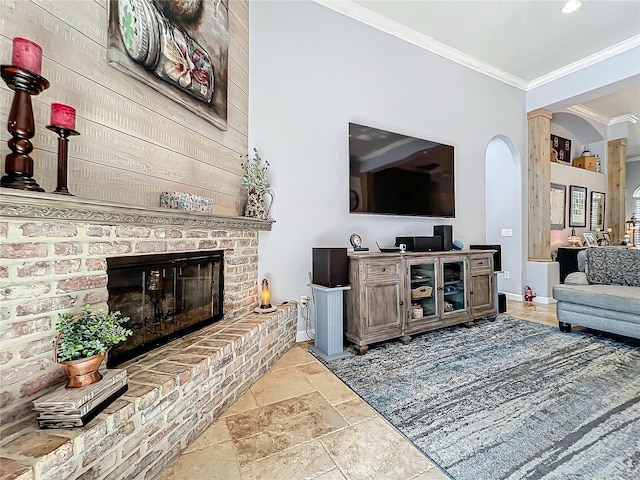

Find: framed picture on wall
<box><xmin>569</xmin><ymin>185</ymin><xmax>587</xmax><ymax>227</ymax></box>
<box><xmin>590</xmin><ymin>191</ymin><xmax>606</xmax><ymax>231</ymax></box>
<box><xmin>107</xmin><ymin>0</ymin><xmax>230</xmax><ymax>131</ymax></box>
<box><xmin>550</xmin><ymin>183</ymin><xmax>566</xmax><ymax>229</ymax></box>
<box><xmin>550</xmin><ymin>134</ymin><xmax>572</xmax><ymax>164</ymax></box>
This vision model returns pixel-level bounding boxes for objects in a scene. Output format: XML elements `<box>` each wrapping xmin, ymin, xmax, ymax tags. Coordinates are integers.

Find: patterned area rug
<box><xmin>320</xmin><ymin>317</ymin><xmax>640</xmax><ymax>479</ymax></box>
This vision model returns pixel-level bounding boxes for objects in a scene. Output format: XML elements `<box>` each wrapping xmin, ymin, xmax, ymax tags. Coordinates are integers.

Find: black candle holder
<box><xmin>46</xmin><ymin>125</ymin><xmax>80</xmax><ymax>195</ymax></box>
<box><xmin>1</xmin><ymin>65</ymin><xmax>50</xmax><ymax>191</ymax></box>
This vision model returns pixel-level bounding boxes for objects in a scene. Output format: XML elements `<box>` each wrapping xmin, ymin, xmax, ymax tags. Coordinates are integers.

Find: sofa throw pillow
<box><xmin>585</xmin><ymin>248</ymin><xmax>640</xmax><ymax>287</ymax></box>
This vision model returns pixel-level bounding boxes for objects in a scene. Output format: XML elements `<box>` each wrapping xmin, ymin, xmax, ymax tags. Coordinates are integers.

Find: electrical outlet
<box><xmin>501</xmin><ymin>229</ymin><xmax>513</xmax><ymax>237</ymax></box>
<box><xmin>504</xmin><ymin>271</ymin><xmax>510</xmax><ymax>279</ymax></box>
<box><xmin>299</xmin><ymin>295</ymin><xmax>310</xmax><ymax>306</ymax></box>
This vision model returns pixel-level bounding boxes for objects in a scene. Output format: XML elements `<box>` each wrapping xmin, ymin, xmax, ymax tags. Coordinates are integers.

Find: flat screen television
<box><xmin>349</xmin><ymin>122</ymin><xmax>455</xmax><ymax>217</ymax></box>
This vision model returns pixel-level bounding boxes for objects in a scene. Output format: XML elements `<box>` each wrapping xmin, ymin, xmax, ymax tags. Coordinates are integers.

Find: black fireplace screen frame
<box><xmin>106</xmin><ymin>250</ymin><xmax>224</xmax><ymax>367</ymax></box>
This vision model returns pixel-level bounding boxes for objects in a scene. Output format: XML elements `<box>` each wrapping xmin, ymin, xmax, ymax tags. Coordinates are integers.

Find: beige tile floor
<box><xmin>157</xmin><ymin>300</ymin><xmax>558</xmax><ymax>480</ymax></box>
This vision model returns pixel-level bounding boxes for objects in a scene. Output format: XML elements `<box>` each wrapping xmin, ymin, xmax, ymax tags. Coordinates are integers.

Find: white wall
<box><xmin>249</xmin><ymin>1</ymin><xmax>525</xmax><ymax>334</ymax></box>
<box><xmin>485</xmin><ymin>137</ymin><xmax>523</xmax><ymax>295</ymax></box>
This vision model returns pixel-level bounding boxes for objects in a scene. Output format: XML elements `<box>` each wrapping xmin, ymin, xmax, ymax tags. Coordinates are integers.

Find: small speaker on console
<box><xmin>434</xmin><ymin>225</ymin><xmax>453</xmax><ymax>251</ymax></box>
<box><xmin>312</xmin><ymin>248</ymin><xmax>349</xmax><ymax>288</ymax></box>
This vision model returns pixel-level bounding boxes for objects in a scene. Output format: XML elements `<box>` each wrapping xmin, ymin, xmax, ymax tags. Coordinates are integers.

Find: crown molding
<box><xmin>565</xmin><ymin>105</ymin><xmax>610</xmax><ymax>124</ymax></box>
<box><xmin>313</xmin><ymin>0</ymin><xmax>529</xmax><ymax>91</ymax></box>
<box><xmin>314</xmin><ymin>1</ymin><xmax>639</xmax><ymax>93</ymax></box>
<box><xmin>610</xmin><ymin>114</ymin><xmax>639</xmax><ymax>125</ymax></box>
<box><xmin>527</xmin><ymin>35</ymin><xmax>640</xmax><ymax>90</ymax></box>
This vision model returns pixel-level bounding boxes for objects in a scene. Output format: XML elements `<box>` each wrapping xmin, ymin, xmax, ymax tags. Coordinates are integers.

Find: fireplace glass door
<box><xmin>107</xmin><ymin>251</ymin><xmax>223</xmax><ymax>366</ymax></box>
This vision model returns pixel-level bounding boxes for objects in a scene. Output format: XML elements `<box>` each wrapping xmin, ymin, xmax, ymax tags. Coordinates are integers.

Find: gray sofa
<box><xmin>552</xmin><ymin>247</ymin><xmax>640</xmax><ymax>339</ymax></box>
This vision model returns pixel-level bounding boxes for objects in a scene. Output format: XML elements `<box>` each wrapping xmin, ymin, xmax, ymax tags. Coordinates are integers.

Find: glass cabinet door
<box><xmin>441</xmin><ymin>260</ymin><xmax>466</xmax><ymax>313</ymax></box>
<box><xmin>409</xmin><ymin>262</ymin><xmax>437</xmax><ymax>319</ymax></box>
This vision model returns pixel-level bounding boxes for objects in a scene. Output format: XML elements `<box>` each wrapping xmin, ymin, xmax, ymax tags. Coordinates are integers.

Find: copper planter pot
<box><xmin>58</xmin><ymin>354</ymin><xmax>105</xmax><ymax>388</ymax></box>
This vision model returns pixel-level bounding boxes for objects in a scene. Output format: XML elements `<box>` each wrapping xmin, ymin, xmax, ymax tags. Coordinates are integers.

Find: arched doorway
<box><xmin>485</xmin><ymin>136</ymin><xmax>523</xmax><ymax>298</ymax></box>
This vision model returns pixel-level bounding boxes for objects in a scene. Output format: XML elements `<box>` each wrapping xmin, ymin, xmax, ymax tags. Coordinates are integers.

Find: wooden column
<box><xmin>527</xmin><ymin>109</ymin><xmax>553</xmax><ymax>261</ymax></box>
<box><xmin>606</xmin><ymin>138</ymin><xmax>627</xmax><ymax>243</ymax></box>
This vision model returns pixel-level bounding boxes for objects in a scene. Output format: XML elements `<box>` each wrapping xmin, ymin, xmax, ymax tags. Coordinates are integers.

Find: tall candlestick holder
<box><xmin>1</xmin><ymin>65</ymin><xmax>50</xmax><ymax>191</ymax></box>
<box><xmin>46</xmin><ymin>125</ymin><xmax>79</xmax><ymax>195</ymax></box>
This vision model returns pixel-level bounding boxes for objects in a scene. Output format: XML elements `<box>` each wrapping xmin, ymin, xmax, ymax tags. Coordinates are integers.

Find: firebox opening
<box><xmin>106</xmin><ymin>250</ymin><xmax>224</xmax><ymax>367</ymax></box>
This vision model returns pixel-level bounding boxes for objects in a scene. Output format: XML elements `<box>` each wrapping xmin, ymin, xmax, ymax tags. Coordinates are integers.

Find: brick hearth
<box><xmin>1</xmin><ymin>306</ymin><xmax>297</xmax><ymax>479</ymax></box>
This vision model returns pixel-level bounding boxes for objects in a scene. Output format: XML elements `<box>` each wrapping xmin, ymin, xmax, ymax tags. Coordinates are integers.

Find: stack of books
<box><xmin>33</xmin><ymin>369</ymin><xmax>128</xmax><ymax>429</ymax></box>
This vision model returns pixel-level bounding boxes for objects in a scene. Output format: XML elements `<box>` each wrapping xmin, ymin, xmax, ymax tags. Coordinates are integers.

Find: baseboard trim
<box><xmin>503</xmin><ymin>292</ymin><xmax>524</xmax><ymax>302</ymax></box>
<box><xmin>296</xmin><ymin>331</ymin><xmax>313</xmax><ymax>343</ymax></box>
<box><xmin>532</xmin><ymin>296</ymin><xmax>557</xmax><ymax>305</ymax></box>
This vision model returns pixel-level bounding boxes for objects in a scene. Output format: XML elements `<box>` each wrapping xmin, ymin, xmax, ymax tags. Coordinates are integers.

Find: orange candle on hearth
<box><xmin>50</xmin><ymin>103</ymin><xmax>76</xmax><ymax>130</ymax></box>
<box><xmin>12</xmin><ymin>37</ymin><xmax>43</xmax><ymax>75</ymax></box>
<box><xmin>260</xmin><ymin>279</ymin><xmax>272</xmax><ymax>308</ymax></box>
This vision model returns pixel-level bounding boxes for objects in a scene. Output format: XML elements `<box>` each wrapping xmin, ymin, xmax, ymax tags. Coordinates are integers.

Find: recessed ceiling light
<box><xmin>562</xmin><ymin>0</ymin><xmax>582</xmax><ymax>13</ymax></box>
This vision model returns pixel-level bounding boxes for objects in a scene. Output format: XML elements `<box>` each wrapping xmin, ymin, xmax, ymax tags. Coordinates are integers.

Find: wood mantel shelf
<box><xmin>0</xmin><ymin>189</ymin><xmax>273</xmax><ymax>230</ymax></box>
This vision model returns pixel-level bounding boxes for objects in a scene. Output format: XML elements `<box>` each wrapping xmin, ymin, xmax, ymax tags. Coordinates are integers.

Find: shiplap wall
<box><xmin>0</xmin><ymin>0</ymin><xmax>248</xmax><ymax>216</ymax></box>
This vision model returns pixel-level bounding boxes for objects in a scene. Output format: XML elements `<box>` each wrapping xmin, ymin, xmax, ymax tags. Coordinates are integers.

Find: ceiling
<box><xmin>323</xmin><ymin>0</ymin><xmax>640</xmax><ymax>157</ymax></box>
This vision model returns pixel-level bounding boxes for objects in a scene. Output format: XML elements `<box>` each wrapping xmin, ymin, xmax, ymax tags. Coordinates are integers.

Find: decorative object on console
<box><xmin>625</xmin><ymin>215</ymin><xmax>638</xmax><ymax>247</ymax></box>
<box><xmin>583</xmin><ymin>232</ymin><xmax>597</xmax><ymax>247</ymax></box>
<box><xmin>550</xmin><ymin>183</ymin><xmax>566</xmax><ymax>229</ymax></box>
<box><xmin>255</xmin><ymin>279</ymin><xmax>277</xmax><ymax>314</ymax></box>
<box><xmin>1</xmin><ymin>62</ymin><xmax>50</xmax><ymax>191</ymax></box>
<box><xmin>349</xmin><ymin>233</ymin><xmax>369</xmax><ymax>251</ymax></box>
<box><xmin>160</xmin><ymin>191</ymin><xmax>213</xmax><ymax>212</ymax></box>
<box><xmin>565</xmin><ymin>228</ymin><xmax>582</xmax><ymax>247</ymax></box>
<box><xmin>107</xmin><ymin>0</ymin><xmax>229</xmax><ymax>131</ymax></box>
<box><xmin>569</xmin><ymin>185</ymin><xmax>587</xmax><ymax>227</ymax></box>
<box><xmin>47</xmin><ymin>103</ymin><xmax>80</xmax><ymax>196</ymax></box>
<box><xmin>241</xmin><ymin>148</ymin><xmax>272</xmax><ymax>220</ymax></box>
<box><xmin>550</xmin><ymin>134</ymin><xmax>571</xmax><ymax>163</ymax></box>
<box><xmin>55</xmin><ymin>305</ymin><xmax>132</xmax><ymax>388</ymax></box>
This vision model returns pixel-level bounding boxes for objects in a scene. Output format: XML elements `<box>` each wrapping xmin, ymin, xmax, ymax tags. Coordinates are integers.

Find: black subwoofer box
<box><xmin>312</xmin><ymin>248</ymin><xmax>349</xmax><ymax>288</ymax></box>
<box><xmin>433</xmin><ymin>225</ymin><xmax>453</xmax><ymax>251</ymax></box>
<box><xmin>498</xmin><ymin>292</ymin><xmax>507</xmax><ymax>313</ymax></box>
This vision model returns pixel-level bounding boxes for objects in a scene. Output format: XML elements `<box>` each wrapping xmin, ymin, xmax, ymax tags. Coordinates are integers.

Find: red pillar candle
<box><xmin>50</xmin><ymin>103</ymin><xmax>76</xmax><ymax>130</ymax></box>
<box><xmin>11</xmin><ymin>37</ymin><xmax>43</xmax><ymax>75</ymax></box>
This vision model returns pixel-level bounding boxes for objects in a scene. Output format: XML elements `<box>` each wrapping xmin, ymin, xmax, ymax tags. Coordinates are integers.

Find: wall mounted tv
<box><xmin>349</xmin><ymin>122</ymin><xmax>455</xmax><ymax>218</ymax></box>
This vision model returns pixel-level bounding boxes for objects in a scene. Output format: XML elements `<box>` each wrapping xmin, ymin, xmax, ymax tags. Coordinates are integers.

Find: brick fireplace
<box><xmin>0</xmin><ymin>189</ymin><xmax>297</xmax><ymax>479</ymax></box>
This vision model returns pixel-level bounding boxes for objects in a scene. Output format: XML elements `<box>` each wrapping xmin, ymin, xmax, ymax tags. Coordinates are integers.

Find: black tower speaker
<box><xmin>312</xmin><ymin>248</ymin><xmax>349</xmax><ymax>288</ymax></box>
<box><xmin>434</xmin><ymin>225</ymin><xmax>453</xmax><ymax>251</ymax></box>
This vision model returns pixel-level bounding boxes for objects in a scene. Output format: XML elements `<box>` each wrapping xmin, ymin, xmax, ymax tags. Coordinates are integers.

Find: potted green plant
<box><xmin>55</xmin><ymin>305</ymin><xmax>132</xmax><ymax>388</ymax></box>
<box><xmin>241</xmin><ymin>148</ymin><xmax>273</xmax><ymax>219</ymax></box>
